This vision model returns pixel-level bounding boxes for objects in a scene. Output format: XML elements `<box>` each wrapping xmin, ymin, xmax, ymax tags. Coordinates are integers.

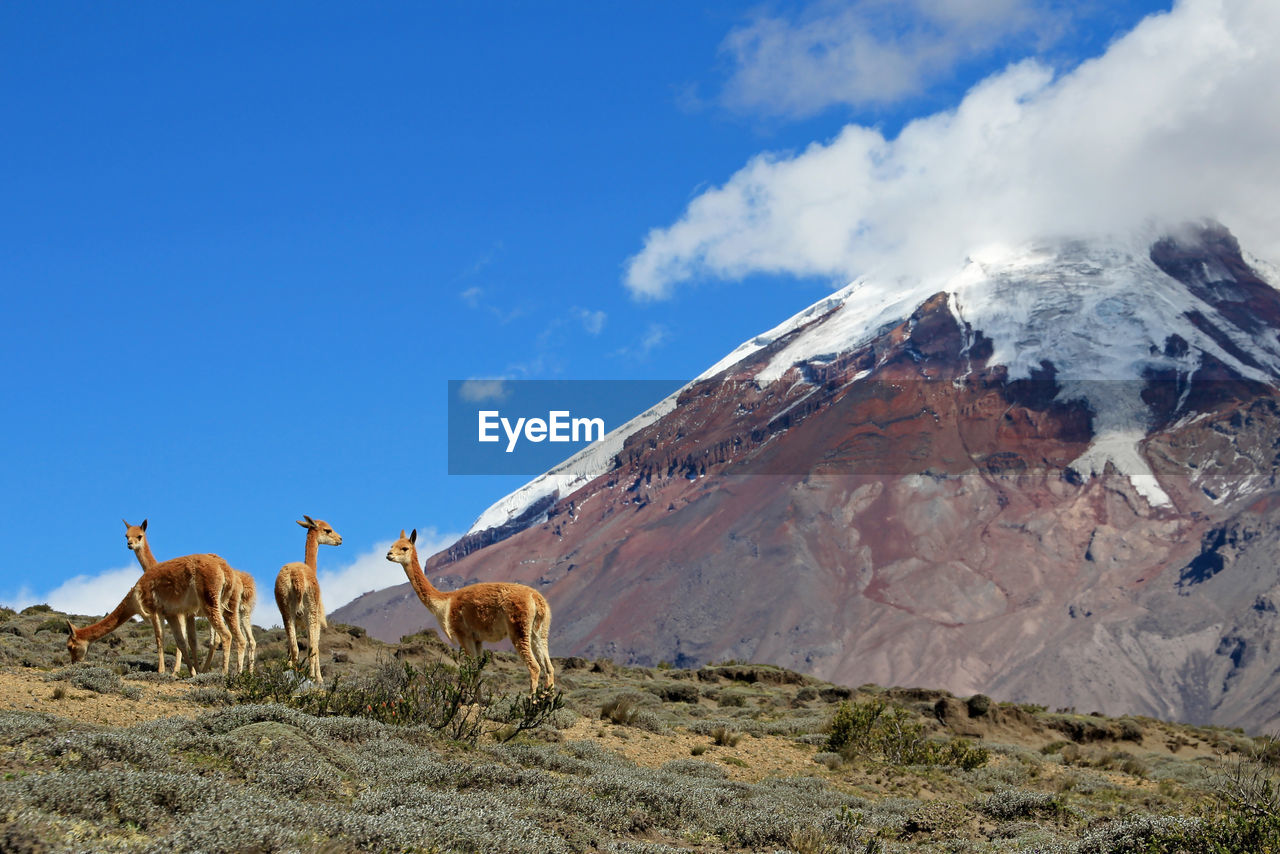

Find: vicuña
<box><xmin>386</xmin><ymin>528</ymin><xmax>554</xmax><ymax>692</ymax></box>
<box><xmin>67</xmin><ymin>549</ymin><xmax>237</xmax><ymax>675</ymax></box>
<box><xmin>122</xmin><ymin>518</ymin><xmax>256</xmax><ymax>674</ymax></box>
<box><xmin>275</xmin><ymin>515</ymin><xmax>340</xmax><ymax>682</ymax></box>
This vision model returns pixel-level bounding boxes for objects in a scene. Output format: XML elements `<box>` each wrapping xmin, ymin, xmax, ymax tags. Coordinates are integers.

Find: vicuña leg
<box><xmin>510</xmin><ymin>619</ymin><xmax>542</xmax><ymax>693</ymax></box>
<box><xmin>305</xmin><ymin>596</ymin><xmax>322</xmax><ymax>683</ymax></box>
<box><xmin>165</xmin><ymin>614</ymin><xmax>199</xmax><ymax>676</ymax></box>
<box><xmin>148</xmin><ymin>611</ymin><xmax>167</xmax><ymax>676</ymax></box>
<box><xmin>242</xmin><ymin>611</ymin><xmax>256</xmax><ymax>673</ymax></box>
<box><xmin>199</xmin><ymin>587</ymin><xmax>234</xmax><ymax>675</ymax></box>
<box><xmin>533</xmin><ymin>617</ymin><xmax>554</xmax><ymax>691</ymax></box>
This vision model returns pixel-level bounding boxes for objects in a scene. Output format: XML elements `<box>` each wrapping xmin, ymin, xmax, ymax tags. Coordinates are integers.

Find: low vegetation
<box><xmin>1</xmin><ymin>603</ymin><xmax>1279</xmax><ymax>852</ymax></box>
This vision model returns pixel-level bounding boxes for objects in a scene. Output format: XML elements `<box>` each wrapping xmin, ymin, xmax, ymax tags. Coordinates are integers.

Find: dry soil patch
<box><xmin>0</xmin><ymin>666</ymin><xmax>206</xmax><ymax>727</ymax></box>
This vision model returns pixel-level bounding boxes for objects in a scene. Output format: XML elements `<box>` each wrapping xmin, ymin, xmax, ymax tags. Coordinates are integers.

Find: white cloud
<box><xmin>720</xmin><ymin>0</ymin><xmax>1055</xmax><ymax>117</ymax></box>
<box><xmin>255</xmin><ymin>527</ymin><xmax>460</xmax><ymax>628</ymax></box>
<box><xmin>629</xmin><ymin>0</ymin><xmax>1280</xmax><ymax>298</ymax></box>
<box><xmin>458</xmin><ymin>379</ymin><xmax>510</xmax><ymax>402</ymax></box>
<box><xmin>5</xmin><ymin>531</ymin><xmax>462</xmax><ymax>632</ymax></box>
<box><xmin>5</xmin><ymin>565</ymin><xmax>141</xmax><ymax>620</ymax></box>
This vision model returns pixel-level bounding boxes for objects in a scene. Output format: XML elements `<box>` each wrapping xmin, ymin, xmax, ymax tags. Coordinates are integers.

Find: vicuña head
<box><xmin>385</xmin><ymin>528</ymin><xmax>554</xmax><ymax>692</ymax></box>
<box><xmin>385</xmin><ymin>529</ymin><xmax>417</xmax><ymax>566</ymax></box>
<box><xmin>299</xmin><ymin>515</ymin><xmax>342</xmax><ymax>546</ymax></box>
<box><xmin>122</xmin><ymin>518</ymin><xmax>148</xmax><ymax>554</ymax></box>
<box><xmin>66</xmin><ymin>619</ymin><xmax>90</xmax><ymax>663</ymax></box>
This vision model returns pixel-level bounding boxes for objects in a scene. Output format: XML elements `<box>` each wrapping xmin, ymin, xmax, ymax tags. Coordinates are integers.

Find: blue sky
<box><xmin>11</xmin><ymin>0</ymin><xmax>1273</xmax><ymax>624</ymax></box>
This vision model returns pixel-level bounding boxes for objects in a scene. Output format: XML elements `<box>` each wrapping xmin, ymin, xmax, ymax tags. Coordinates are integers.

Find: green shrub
<box><xmin>650</xmin><ymin>683</ymin><xmax>699</xmax><ymax>703</ymax></box>
<box><xmin>967</xmin><ymin>694</ymin><xmax>993</xmax><ymax>717</ymax></box>
<box><xmin>825</xmin><ymin>700</ymin><xmax>988</xmax><ymax>769</ymax></box>
<box><xmin>225</xmin><ymin>651</ymin><xmax>561</xmax><ymax>746</ymax></box>
<box><xmin>826</xmin><ymin>699</ymin><xmax>885</xmax><ymax>753</ymax></box>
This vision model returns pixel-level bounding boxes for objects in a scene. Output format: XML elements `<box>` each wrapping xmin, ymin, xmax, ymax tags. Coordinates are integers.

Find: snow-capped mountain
<box><xmin>336</xmin><ymin>222</ymin><xmax>1280</xmax><ymax>731</ymax></box>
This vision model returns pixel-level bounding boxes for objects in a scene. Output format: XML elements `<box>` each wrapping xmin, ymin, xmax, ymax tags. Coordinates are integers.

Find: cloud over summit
<box><xmin>628</xmin><ymin>0</ymin><xmax>1280</xmax><ymax>299</ymax></box>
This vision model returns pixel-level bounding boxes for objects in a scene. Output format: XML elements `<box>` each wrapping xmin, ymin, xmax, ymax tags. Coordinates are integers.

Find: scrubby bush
<box><xmin>649</xmin><ymin>682</ymin><xmax>699</xmax><ymax>703</ymax></box>
<box><xmin>225</xmin><ymin>651</ymin><xmax>562</xmax><ymax>745</ymax></box>
<box><xmin>600</xmin><ymin>692</ymin><xmax>665</xmax><ymax>732</ymax></box>
<box><xmin>660</xmin><ymin>759</ymin><xmax>728</xmax><ymax>779</ymax></box>
<box><xmin>966</xmin><ymin>693</ymin><xmax>993</xmax><ymax>717</ymax></box>
<box><xmin>978</xmin><ymin>787</ymin><xmax>1064</xmax><ymax>820</ymax></box>
<box><xmin>189</xmin><ymin>686</ymin><xmax>235</xmax><ymax>706</ymax></box>
<box><xmin>710</xmin><ymin>725</ymin><xmax>742</xmax><ymax>747</ymax></box>
<box><xmin>825</xmin><ymin>700</ymin><xmax>988</xmax><ymax>769</ymax></box>
<box><xmin>601</xmin><ymin>694</ymin><xmax>641</xmax><ymax>726</ymax></box>
<box><xmin>827</xmin><ymin>698</ymin><xmax>886</xmax><ymax>753</ymax></box>
<box><xmin>45</xmin><ymin>663</ymin><xmax>141</xmax><ymax>698</ymax></box>
<box><xmin>1075</xmin><ymin>814</ymin><xmax>1207</xmax><ymax>853</ymax></box>
<box><xmin>814</xmin><ymin>751</ymin><xmax>843</xmax><ymax>770</ymax></box>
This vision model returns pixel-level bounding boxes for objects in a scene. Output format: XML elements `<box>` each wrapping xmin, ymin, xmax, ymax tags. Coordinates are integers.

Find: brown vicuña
<box><xmin>122</xmin><ymin>518</ymin><xmax>256</xmax><ymax>674</ymax></box>
<box><xmin>202</xmin><ymin>567</ymin><xmax>258</xmax><ymax>674</ymax></box>
<box><xmin>67</xmin><ymin>544</ymin><xmax>236</xmax><ymax>675</ymax></box>
<box><xmin>386</xmin><ymin>528</ymin><xmax>554</xmax><ymax>692</ymax></box>
<box><xmin>275</xmin><ymin>516</ymin><xmax>340</xmax><ymax>682</ymax></box>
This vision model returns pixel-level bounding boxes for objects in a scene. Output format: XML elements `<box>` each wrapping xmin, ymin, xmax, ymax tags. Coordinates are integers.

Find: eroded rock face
<box><xmin>335</xmin><ymin>226</ymin><xmax>1280</xmax><ymax>730</ymax></box>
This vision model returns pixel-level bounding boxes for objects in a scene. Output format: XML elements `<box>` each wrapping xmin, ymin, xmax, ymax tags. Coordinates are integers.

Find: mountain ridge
<box><xmin>336</xmin><ymin>222</ymin><xmax>1280</xmax><ymax>730</ymax></box>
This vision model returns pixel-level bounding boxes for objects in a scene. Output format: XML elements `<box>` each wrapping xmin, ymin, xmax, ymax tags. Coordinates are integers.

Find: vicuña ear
<box><xmin>399</xmin><ymin>529</ymin><xmax>406</xmax><ymax>539</ymax></box>
<box><xmin>410</xmin><ymin>529</ymin><xmax>417</xmax><ymax>544</ymax></box>
<box><xmin>122</xmin><ymin>518</ymin><xmax>130</xmax><ymax>528</ymax></box>
<box><xmin>297</xmin><ymin>519</ymin><xmax>311</xmax><ymax>529</ymax></box>
<box><xmin>140</xmin><ymin>519</ymin><xmax>147</xmax><ymax>531</ymax></box>
<box><xmin>65</xmin><ymin>620</ymin><xmax>77</xmax><ymax>637</ymax></box>
<box><xmin>304</xmin><ymin>515</ymin><xmax>315</xmax><ymax>526</ymax></box>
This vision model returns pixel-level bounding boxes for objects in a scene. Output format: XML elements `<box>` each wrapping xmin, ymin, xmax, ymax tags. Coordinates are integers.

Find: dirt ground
<box><xmin>559</xmin><ymin>715</ymin><xmax>827</xmax><ymax>783</ymax></box>
<box><xmin>0</xmin><ymin>665</ymin><xmax>206</xmax><ymax>728</ymax></box>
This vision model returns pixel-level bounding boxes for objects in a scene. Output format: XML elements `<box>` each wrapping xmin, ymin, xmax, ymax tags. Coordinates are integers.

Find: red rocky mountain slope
<box><xmin>336</xmin><ymin>223</ymin><xmax>1280</xmax><ymax>730</ymax></box>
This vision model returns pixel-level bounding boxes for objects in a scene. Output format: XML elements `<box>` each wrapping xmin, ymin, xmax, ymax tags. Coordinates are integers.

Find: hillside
<box><xmin>335</xmin><ymin>224</ymin><xmax>1280</xmax><ymax>733</ymax></box>
<box><xmin>3</xmin><ymin>604</ymin><xmax>1280</xmax><ymax>852</ymax></box>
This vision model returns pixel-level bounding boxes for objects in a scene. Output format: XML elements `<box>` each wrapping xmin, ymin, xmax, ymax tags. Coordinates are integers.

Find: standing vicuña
<box><xmin>66</xmin><ymin>552</ymin><xmax>236</xmax><ymax>675</ymax></box>
<box><xmin>386</xmin><ymin>528</ymin><xmax>553</xmax><ymax>692</ymax></box>
<box><xmin>202</xmin><ymin>568</ymin><xmax>258</xmax><ymax>674</ymax></box>
<box><xmin>122</xmin><ymin>518</ymin><xmax>256</xmax><ymax>674</ymax></box>
<box><xmin>275</xmin><ymin>516</ymin><xmax>340</xmax><ymax>682</ymax></box>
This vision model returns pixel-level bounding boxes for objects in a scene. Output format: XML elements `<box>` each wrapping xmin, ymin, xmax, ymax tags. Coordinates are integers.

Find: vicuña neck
<box><xmin>77</xmin><ymin>590</ymin><xmax>141</xmax><ymax>642</ymax></box>
<box><xmin>132</xmin><ymin>540</ymin><xmax>158</xmax><ymax>571</ymax></box>
<box><xmin>305</xmin><ymin>528</ymin><xmax>319</xmax><ymax>570</ymax></box>
<box><xmin>403</xmin><ymin>548</ymin><xmax>449</xmax><ymax>613</ymax></box>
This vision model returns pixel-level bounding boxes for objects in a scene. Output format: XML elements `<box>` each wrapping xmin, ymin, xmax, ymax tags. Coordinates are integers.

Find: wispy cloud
<box><xmin>629</xmin><ymin>0</ymin><xmax>1280</xmax><ymax>298</ymax></box>
<box><xmin>459</xmin><ymin>286</ymin><xmax>484</xmax><ymax>309</ymax></box>
<box><xmin>574</xmin><ymin>308</ymin><xmax>607</xmax><ymax>336</ymax></box>
<box><xmin>719</xmin><ymin>0</ymin><xmax>1058</xmax><ymax>118</ymax></box>
<box><xmin>613</xmin><ymin>323</ymin><xmax>670</xmax><ymax>361</ymax></box>
<box><xmin>458</xmin><ymin>379</ymin><xmax>511</xmax><ymax>403</ymax></box>
<box><xmin>458</xmin><ymin>285</ymin><xmax>526</xmax><ymax>325</ymax></box>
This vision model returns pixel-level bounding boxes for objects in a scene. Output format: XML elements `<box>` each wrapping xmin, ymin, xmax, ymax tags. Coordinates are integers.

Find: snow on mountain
<box><xmin>467</xmin><ymin>394</ymin><xmax>680</xmax><ymax>535</ymax></box>
<box><xmin>470</xmin><ymin>226</ymin><xmax>1280</xmax><ymax>532</ymax></box>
